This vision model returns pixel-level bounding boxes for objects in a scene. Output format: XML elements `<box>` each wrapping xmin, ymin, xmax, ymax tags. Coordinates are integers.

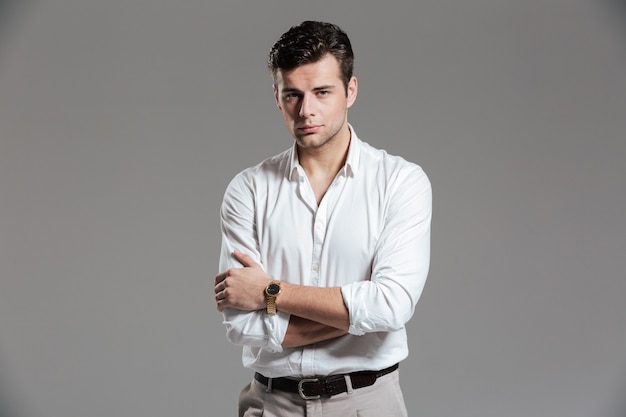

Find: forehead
<box><xmin>275</xmin><ymin>54</ymin><xmax>342</xmax><ymax>89</ymax></box>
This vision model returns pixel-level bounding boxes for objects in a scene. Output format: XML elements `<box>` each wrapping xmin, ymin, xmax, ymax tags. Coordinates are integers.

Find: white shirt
<box><xmin>218</xmin><ymin>126</ymin><xmax>432</xmax><ymax>378</ymax></box>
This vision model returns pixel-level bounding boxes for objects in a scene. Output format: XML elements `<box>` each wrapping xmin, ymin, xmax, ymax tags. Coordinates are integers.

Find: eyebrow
<box><xmin>281</xmin><ymin>85</ymin><xmax>337</xmax><ymax>94</ymax></box>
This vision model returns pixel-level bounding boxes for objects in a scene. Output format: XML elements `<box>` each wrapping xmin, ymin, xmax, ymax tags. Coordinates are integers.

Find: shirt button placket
<box><xmin>311</xmin><ymin>207</ymin><xmax>326</xmax><ymax>285</ymax></box>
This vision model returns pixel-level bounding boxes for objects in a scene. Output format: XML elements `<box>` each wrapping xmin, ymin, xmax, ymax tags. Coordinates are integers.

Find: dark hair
<box><xmin>267</xmin><ymin>21</ymin><xmax>354</xmax><ymax>92</ymax></box>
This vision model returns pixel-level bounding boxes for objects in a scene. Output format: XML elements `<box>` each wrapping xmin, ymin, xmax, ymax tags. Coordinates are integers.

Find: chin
<box><xmin>296</xmin><ymin>136</ymin><xmax>325</xmax><ymax>148</ymax></box>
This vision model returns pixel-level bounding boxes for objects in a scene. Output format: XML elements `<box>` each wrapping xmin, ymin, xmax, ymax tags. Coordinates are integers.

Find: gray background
<box><xmin>1</xmin><ymin>0</ymin><xmax>625</xmax><ymax>416</ymax></box>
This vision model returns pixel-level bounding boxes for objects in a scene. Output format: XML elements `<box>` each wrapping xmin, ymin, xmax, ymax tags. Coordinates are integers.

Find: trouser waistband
<box><xmin>254</xmin><ymin>363</ymin><xmax>399</xmax><ymax>400</ymax></box>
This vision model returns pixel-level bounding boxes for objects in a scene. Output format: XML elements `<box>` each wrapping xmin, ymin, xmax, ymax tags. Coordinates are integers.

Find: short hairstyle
<box><xmin>267</xmin><ymin>21</ymin><xmax>354</xmax><ymax>92</ymax></box>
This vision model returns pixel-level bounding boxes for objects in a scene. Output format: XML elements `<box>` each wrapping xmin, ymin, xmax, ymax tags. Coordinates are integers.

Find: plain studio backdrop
<box><xmin>1</xmin><ymin>1</ymin><xmax>625</xmax><ymax>416</ymax></box>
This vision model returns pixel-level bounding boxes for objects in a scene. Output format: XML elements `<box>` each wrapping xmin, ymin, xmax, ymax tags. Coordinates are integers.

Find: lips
<box><xmin>298</xmin><ymin>125</ymin><xmax>321</xmax><ymax>134</ymax></box>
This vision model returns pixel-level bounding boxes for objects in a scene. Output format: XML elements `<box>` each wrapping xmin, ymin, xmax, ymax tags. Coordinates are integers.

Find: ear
<box><xmin>273</xmin><ymin>84</ymin><xmax>282</xmax><ymax>110</ymax></box>
<box><xmin>346</xmin><ymin>76</ymin><xmax>358</xmax><ymax>109</ymax></box>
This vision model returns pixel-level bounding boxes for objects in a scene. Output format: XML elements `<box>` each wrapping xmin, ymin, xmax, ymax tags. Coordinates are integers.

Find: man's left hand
<box><xmin>214</xmin><ymin>250</ymin><xmax>270</xmax><ymax>312</ymax></box>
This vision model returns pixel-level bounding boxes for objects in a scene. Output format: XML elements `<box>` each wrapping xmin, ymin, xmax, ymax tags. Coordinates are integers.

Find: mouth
<box><xmin>297</xmin><ymin>124</ymin><xmax>321</xmax><ymax>134</ymax></box>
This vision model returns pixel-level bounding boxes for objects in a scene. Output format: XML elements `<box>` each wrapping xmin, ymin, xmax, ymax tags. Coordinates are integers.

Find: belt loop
<box><xmin>344</xmin><ymin>375</ymin><xmax>354</xmax><ymax>394</ymax></box>
<box><xmin>265</xmin><ymin>377</ymin><xmax>273</xmax><ymax>393</ymax></box>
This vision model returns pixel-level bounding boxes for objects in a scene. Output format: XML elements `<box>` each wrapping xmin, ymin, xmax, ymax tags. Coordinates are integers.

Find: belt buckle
<box><xmin>297</xmin><ymin>377</ymin><xmax>321</xmax><ymax>400</ymax></box>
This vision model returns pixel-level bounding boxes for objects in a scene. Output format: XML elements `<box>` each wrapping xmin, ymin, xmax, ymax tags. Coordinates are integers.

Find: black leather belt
<box><xmin>254</xmin><ymin>363</ymin><xmax>399</xmax><ymax>400</ymax></box>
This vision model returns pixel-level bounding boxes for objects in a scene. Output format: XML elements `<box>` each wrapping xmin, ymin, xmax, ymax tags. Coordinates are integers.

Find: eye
<box><xmin>317</xmin><ymin>90</ymin><xmax>329</xmax><ymax>96</ymax></box>
<box><xmin>284</xmin><ymin>92</ymin><xmax>301</xmax><ymax>101</ymax></box>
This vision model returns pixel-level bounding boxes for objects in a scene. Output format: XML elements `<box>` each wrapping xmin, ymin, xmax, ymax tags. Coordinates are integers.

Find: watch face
<box><xmin>266</xmin><ymin>283</ymin><xmax>280</xmax><ymax>296</ymax></box>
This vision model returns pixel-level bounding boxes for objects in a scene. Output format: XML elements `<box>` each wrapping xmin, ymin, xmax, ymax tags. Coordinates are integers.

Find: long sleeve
<box><xmin>341</xmin><ymin>165</ymin><xmax>432</xmax><ymax>335</ymax></box>
<box><xmin>218</xmin><ymin>174</ymin><xmax>289</xmax><ymax>353</ymax></box>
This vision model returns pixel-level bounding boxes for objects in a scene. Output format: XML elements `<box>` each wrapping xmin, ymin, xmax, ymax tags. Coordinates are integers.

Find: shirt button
<box><xmin>312</xmin><ymin>263</ymin><xmax>319</xmax><ymax>271</ymax></box>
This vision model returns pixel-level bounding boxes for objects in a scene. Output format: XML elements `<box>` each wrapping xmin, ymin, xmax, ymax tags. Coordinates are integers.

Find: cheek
<box><xmin>327</xmin><ymin>102</ymin><xmax>345</xmax><ymax>117</ymax></box>
<box><xmin>280</xmin><ymin>105</ymin><xmax>298</xmax><ymax>119</ymax></box>
<box><xmin>280</xmin><ymin>110</ymin><xmax>296</xmax><ymax>125</ymax></box>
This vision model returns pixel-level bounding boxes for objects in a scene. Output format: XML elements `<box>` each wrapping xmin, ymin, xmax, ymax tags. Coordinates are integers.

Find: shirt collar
<box><xmin>289</xmin><ymin>123</ymin><xmax>361</xmax><ymax>181</ymax></box>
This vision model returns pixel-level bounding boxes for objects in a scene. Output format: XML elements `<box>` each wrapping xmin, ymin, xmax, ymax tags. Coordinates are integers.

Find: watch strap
<box><xmin>266</xmin><ymin>296</ymin><xmax>277</xmax><ymax>315</ymax></box>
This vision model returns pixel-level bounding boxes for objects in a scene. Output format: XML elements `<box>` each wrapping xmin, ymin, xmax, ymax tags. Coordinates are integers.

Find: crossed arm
<box><xmin>215</xmin><ymin>164</ymin><xmax>431</xmax><ymax>350</ymax></box>
<box><xmin>214</xmin><ymin>250</ymin><xmax>349</xmax><ymax>348</ymax></box>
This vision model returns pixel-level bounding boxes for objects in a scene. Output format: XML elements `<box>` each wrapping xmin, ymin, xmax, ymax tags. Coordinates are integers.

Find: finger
<box><xmin>214</xmin><ymin>271</ymin><xmax>228</xmax><ymax>285</ymax></box>
<box><xmin>214</xmin><ymin>278</ymin><xmax>227</xmax><ymax>294</ymax></box>
<box><xmin>233</xmin><ymin>250</ymin><xmax>258</xmax><ymax>268</ymax></box>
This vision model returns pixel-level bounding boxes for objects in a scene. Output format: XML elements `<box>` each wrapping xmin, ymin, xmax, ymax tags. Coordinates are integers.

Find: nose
<box><xmin>298</xmin><ymin>94</ymin><xmax>315</xmax><ymax>118</ymax></box>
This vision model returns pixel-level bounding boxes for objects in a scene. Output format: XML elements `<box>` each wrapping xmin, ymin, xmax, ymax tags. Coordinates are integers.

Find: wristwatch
<box><xmin>264</xmin><ymin>281</ymin><xmax>282</xmax><ymax>315</ymax></box>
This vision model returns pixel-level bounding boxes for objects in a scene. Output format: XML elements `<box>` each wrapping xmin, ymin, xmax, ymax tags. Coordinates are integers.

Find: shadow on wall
<box><xmin>613</xmin><ymin>374</ymin><xmax>626</xmax><ymax>417</ymax></box>
<box><xmin>0</xmin><ymin>0</ymin><xmax>33</xmax><ymax>66</ymax></box>
<box><xmin>606</xmin><ymin>0</ymin><xmax>626</xmax><ymax>40</ymax></box>
<box><xmin>0</xmin><ymin>379</ymin><xmax>24</xmax><ymax>417</ymax></box>
<box><xmin>1</xmin><ymin>4</ymin><xmax>31</xmax><ymax>415</ymax></box>
<box><xmin>594</xmin><ymin>6</ymin><xmax>626</xmax><ymax>416</ymax></box>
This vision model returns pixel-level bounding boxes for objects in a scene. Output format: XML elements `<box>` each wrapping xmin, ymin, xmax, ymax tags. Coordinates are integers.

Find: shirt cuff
<box><xmin>341</xmin><ymin>285</ymin><xmax>366</xmax><ymax>336</ymax></box>
<box><xmin>266</xmin><ymin>311</ymin><xmax>290</xmax><ymax>352</ymax></box>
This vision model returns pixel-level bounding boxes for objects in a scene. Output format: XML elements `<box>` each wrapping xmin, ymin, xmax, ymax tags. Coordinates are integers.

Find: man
<box><xmin>214</xmin><ymin>21</ymin><xmax>432</xmax><ymax>416</ymax></box>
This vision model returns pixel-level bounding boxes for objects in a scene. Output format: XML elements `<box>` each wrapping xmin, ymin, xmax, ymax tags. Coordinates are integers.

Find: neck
<box><xmin>297</xmin><ymin>125</ymin><xmax>351</xmax><ymax>178</ymax></box>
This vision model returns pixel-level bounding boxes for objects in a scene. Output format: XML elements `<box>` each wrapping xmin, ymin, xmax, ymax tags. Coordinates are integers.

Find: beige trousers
<box><xmin>238</xmin><ymin>369</ymin><xmax>408</xmax><ymax>417</ymax></box>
